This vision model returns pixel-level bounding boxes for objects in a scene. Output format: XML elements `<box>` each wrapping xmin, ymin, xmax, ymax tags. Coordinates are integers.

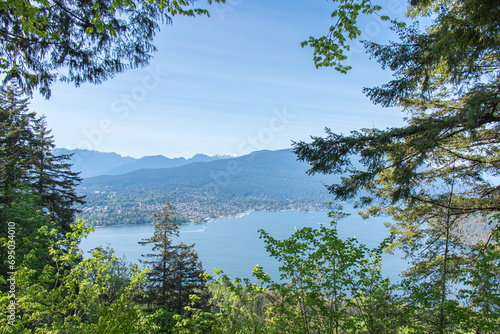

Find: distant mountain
<box><xmin>53</xmin><ymin>148</ymin><xmax>234</xmax><ymax>178</ymax></box>
<box><xmin>212</xmin><ymin>153</ymin><xmax>238</xmax><ymax>159</ymax></box>
<box><xmin>80</xmin><ymin>148</ymin><xmax>337</xmax><ymax>199</ymax></box>
<box><xmin>104</xmin><ymin>154</ymin><xmax>220</xmax><ymax>176</ymax></box>
<box><xmin>53</xmin><ymin>148</ymin><xmax>135</xmax><ymax>178</ymax></box>
<box><xmin>77</xmin><ymin>148</ymin><xmax>343</xmax><ymax>225</ymax></box>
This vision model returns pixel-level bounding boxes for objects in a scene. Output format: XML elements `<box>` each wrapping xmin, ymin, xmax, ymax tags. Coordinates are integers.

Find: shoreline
<box><xmin>87</xmin><ymin>208</ymin><xmax>329</xmax><ymax>228</ymax></box>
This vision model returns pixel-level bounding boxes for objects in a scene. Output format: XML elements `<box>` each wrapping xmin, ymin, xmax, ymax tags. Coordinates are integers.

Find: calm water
<box><xmin>79</xmin><ymin>206</ymin><xmax>407</xmax><ymax>281</ymax></box>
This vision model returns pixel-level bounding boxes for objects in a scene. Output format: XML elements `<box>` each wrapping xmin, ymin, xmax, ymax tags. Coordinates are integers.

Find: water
<box><xmin>79</xmin><ymin>206</ymin><xmax>407</xmax><ymax>281</ymax></box>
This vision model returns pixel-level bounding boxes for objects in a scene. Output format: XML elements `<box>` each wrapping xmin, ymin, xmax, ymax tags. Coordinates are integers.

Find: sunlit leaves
<box><xmin>0</xmin><ymin>222</ymin><xmax>157</xmax><ymax>332</ymax></box>
<box><xmin>256</xmin><ymin>210</ymin><xmax>398</xmax><ymax>333</ymax></box>
<box><xmin>302</xmin><ymin>0</ymin><xmax>405</xmax><ymax>73</ymax></box>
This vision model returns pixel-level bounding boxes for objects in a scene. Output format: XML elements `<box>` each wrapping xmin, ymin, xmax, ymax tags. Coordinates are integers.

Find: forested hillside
<box><xmin>77</xmin><ymin>149</ymin><xmax>338</xmax><ymax>225</ymax></box>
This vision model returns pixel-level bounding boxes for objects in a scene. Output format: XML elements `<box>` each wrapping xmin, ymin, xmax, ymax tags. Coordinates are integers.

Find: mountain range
<box><xmin>80</xmin><ymin>148</ymin><xmax>338</xmax><ymax>199</ymax></box>
<box><xmin>53</xmin><ymin>148</ymin><xmax>236</xmax><ymax>178</ymax></box>
<box><xmin>71</xmin><ymin>148</ymin><xmax>339</xmax><ymax>225</ymax></box>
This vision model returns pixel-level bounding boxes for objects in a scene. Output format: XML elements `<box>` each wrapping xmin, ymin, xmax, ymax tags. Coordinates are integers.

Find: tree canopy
<box><xmin>0</xmin><ymin>83</ymin><xmax>84</xmax><ymax>277</ymax></box>
<box><xmin>0</xmin><ymin>0</ymin><xmax>223</xmax><ymax>98</ymax></box>
<box><xmin>294</xmin><ymin>1</ymin><xmax>500</xmax><ymax>331</ymax></box>
<box><xmin>301</xmin><ymin>0</ymin><xmax>406</xmax><ymax>73</ymax></box>
<box><xmin>295</xmin><ymin>0</ymin><xmax>500</xmax><ymax>241</ymax></box>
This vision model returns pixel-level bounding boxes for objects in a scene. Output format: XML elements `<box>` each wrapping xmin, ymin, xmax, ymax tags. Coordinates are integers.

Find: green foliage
<box><xmin>301</xmin><ymin>0</ymin><xmax>405</xmax><ymax>73</ymax></box>
<box><xmin>0</xmin><ymin>83</ymin><xmax>84</xmax><ymax>278</ymax></box>
<box><xmin>0</xmin><ymin>0</ymin><xmax>225</xmax><ymax>98</ymax></box>
<box><xmin>296</xmin><ymin>0</ymin><xmax>499</xmax><ymax>221</ymax></box>
<box><xmin>0</xmin><ymin>84</ymin><xmax>165</xmax><ymax>331</ymax></box>
<box><xmin>212</xmin><ymin>273</ymin><xmax>274</xmax><ymax>333</ymax></box>
<box><xmin>256</xmin><ymin>209</ymin><xmax>400</xmax><ymax>334</ymax></box>
<box><xmin>0</xmin><ymin>189</ymin><xmax>60</xmax><ymax>288</ymax></box>
<box><xmin>458</xmin><ymin>214</ymin><xmax>500</xmax><ymax>333</ymax></box>
<box><xmin>172</xmin><ymin>293</ymin><xmax>219</xmax><ymax>333</ymax></box>
<box><xmin>0</xmin><ymin>83</ymin><xmax>84</xmax><ymax>227</ymax></box>
<box><xmin>174</xmin><ymin>210</ymin><xmax>401</xmax><ymax>333</ymax></box>
<box><xmin>0</xmin><ymin>222</ymin><xmax>157</xmax><ymax>333</ymax></box>
<box><xmin>3</xmin><ymin>1</ymin><xmax>500</xmax><ymax>332</ymax></box>
<box><xmin>140</xmin><ymin>199</ymin><xmax>182</xmax><ymax>307</ymax></box>
<box><xmin>30</xmin><ymin>117</ymin><xmax>85</xmax><ymax>231</ymax></box>
<box><xmin>172</xmin><ymin>210</ymin><xmax>500</xmax><ymax>333</ymax></box>
<box><xmin>294</xmin><ymin>0</ymin><xmax>500</xmax><ymax>332</ymax></box>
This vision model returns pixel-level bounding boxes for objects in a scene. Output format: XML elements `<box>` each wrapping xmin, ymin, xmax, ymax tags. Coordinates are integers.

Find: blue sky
<box><xmin>30</xmin><ymin>0</ymin><xmax>409</xmax><ymax>159</ymax></box>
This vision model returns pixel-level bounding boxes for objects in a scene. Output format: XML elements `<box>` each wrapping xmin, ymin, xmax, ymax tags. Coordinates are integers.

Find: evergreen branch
<box><xmin>51</xmin><ymin>0</ymin><xmax>89</xmax><ymax>25</ymax></box>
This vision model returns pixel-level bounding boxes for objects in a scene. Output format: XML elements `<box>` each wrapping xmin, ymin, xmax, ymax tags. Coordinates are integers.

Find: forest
<box><xmin>1</xmin><ymin>0</ymin><xmax>500</xmax><ymax>333</ymax></box>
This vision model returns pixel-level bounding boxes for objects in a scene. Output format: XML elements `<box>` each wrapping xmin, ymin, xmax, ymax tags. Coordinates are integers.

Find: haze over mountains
<box><xmin>53</xmin><ymin>148</ymin><xmax>236</xmax><ymax>178</ymax></box>
<box><xmin>67</xmin><ymin>148</ymin><xmax>339</xmax><ymax>226</ymax></box>
<box><xmin>80</xmin><ymin>148</ymin><xmax>338</xmax><ymax>199</ymax></box>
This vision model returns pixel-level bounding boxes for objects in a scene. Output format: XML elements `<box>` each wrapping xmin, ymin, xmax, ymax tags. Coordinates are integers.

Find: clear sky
<box><xmin>29</xmin><ymin>0</ymin><xmax>410</xmax><ymax>159</ymax></box>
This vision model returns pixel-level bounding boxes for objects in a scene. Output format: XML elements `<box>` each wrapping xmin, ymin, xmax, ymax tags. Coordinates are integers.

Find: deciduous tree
<box><xmin>0</xmin><ymin>222</ymin><xmax>157</xmax><ymax>333</ymax></box>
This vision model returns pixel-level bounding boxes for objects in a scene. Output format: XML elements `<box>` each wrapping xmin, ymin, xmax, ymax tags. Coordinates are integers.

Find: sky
<box><xmin>29</xmin><ymin>0</ymin><xmax>410</xmax><ymax>159</ymax></box>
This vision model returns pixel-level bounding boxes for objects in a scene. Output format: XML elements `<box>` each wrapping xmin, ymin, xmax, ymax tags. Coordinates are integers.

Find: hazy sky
<box><xmin>29</xmin><ymin>0</ymin><xmax>410</xmax><ymax>159</ymax></box>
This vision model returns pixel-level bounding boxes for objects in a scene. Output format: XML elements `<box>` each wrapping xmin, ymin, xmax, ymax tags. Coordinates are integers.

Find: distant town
<box><xmin>78</xmin><ymin>193</ymin><xmax>330</xmax><ymax>226</ymax></box>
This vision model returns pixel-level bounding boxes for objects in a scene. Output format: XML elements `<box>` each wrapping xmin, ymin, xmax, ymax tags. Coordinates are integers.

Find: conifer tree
<box><xmin>0</xmin><ymin>84</ymin><xmax>44</xmax><ymax>277</ymax></box>
<box><xmin>0</xmin><ymin>0</ymin><xmax>224</xmax><ymax>98</ymax></box>
<box><xmin>167</xmin><ymin>243</ymin><xmax>207</xmax><ymax>315</ymax></box>
<box><xmin>140</xmin><ymin>200</ymin><xmax>181</xmax><ymax>308</ymax></box>
<box><xmin>139</xmin><ymin>199</ymin><xmax>208</xmax><ymax>317</ymax></box>
<box><xmin>0</xmin><ymin>83</ymin><xmax>84</xmax><ymax>278</ymax></box>
<box><xmin>0</xmin><ymin>84</ymin><xmax>35</xmax><ymax>211</ymax></box>
<box><xmin>30</xmin><ymin>116</ymin><xmax>85</xmax><ymax>232</ymax></box>
<box><xmin>294</xmin><ymin>0</ymin><xmax>500</xmax><ymax>330</ymax></box>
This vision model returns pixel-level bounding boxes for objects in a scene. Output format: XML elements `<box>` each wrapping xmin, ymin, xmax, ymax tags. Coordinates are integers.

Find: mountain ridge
<box><xmin>77</xmin><ymin>148</ymin><xmax>338</xmax><ymax>226</ymax></box>
<box><xmin>53</xmin><ymin>148</ymin><xmax>237</xmax><ymax>178</ymax></box>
